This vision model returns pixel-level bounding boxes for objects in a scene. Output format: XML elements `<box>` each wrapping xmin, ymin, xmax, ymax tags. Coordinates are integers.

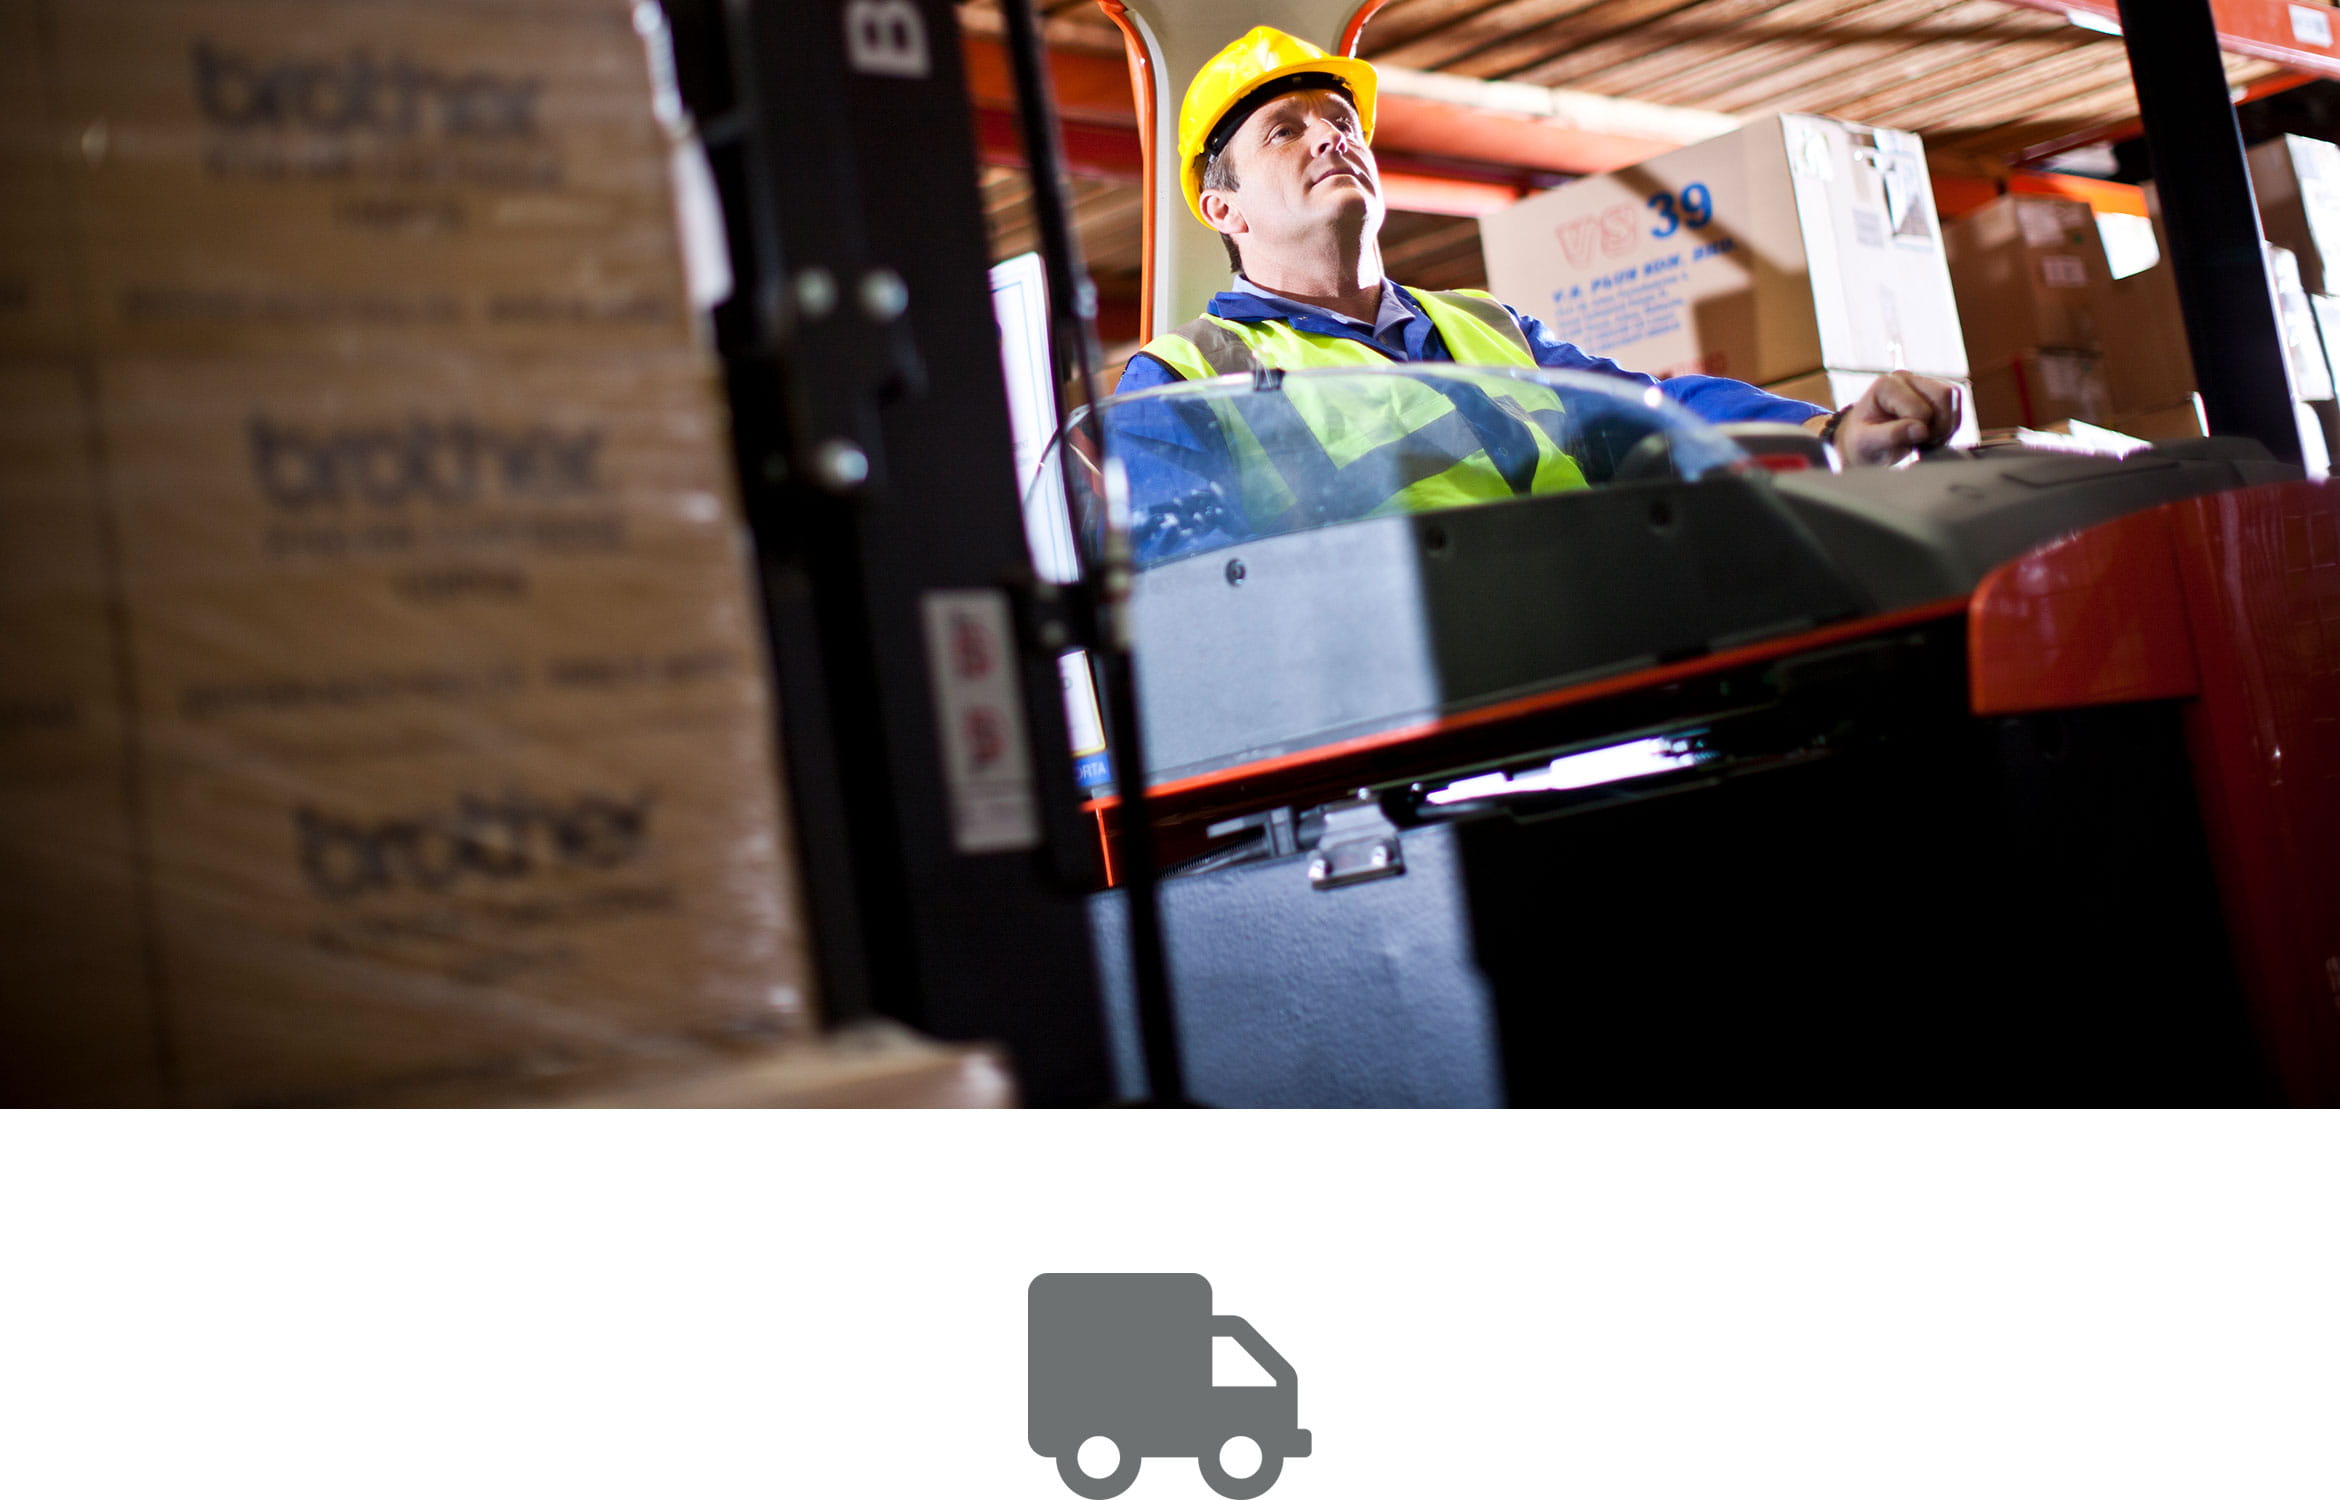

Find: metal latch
<box><xmin>1173</xmin><ymin>807</ymin><xmax>1298</xmax><ymax>879</ymax></box>
<box><xmin>1305</xmin><ymin>795</ymin><xmax>1404</xmax><ymax>891</ymax></box>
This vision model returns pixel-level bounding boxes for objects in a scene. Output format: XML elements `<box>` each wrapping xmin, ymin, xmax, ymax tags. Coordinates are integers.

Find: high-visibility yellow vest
<box><xmin>1136</xmin><ymin>286</ymin><xmax>1589</xmax><ymax>533</ymax></box>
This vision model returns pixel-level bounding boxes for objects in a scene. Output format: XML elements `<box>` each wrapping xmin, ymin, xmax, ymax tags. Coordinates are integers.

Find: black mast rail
<box><xmin>993</xmin><ymin>0</ymin><xmax>1190</xmax><ymax>1105</ymax></box>
<box><xmin>671</xmin><ymin>0</ymin><xmax>1117</xmax><ymax>1103</ymax></box>
<box><xmin>2118</xmin><ymin>0</ymin><xmax>2304</xmax><ymax>466</ymax></box>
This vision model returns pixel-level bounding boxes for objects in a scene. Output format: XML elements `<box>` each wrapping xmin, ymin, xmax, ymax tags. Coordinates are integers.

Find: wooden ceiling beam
<box><xmin>1993</xmin><ymin>59</ymin><xmax>2302</xmax><ymax>161</ymax></box>
<box><xmin>1368</xmin><ymin>0</ymin><xmax>1678</xmax><ymax>74</ymax></box>
<box><xmin>1825</xmin><ymin>6</ymin><xmax>2079</xmax><ymax>123</ymax></box>
<box><xmin>1359</xmin><ymin>0</ymin><xmax>1539</xmax><ymax>55</ymax></box>
<box><xmin>1487</xmin><ymin>0</ymin><xmax>1780</xmax><ymax>89</ymax></box>
<box><xmin>1686</xmin><ymin>0</ymin><xmax>1983</xmax><ymax>116</ymax></box>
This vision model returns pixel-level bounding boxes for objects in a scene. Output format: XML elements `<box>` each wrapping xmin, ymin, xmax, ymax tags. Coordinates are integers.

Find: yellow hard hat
<box><xmin>1177</xmin><ymin>26</ymin><xmax>1379</xmax><ymax>229</ymax></box>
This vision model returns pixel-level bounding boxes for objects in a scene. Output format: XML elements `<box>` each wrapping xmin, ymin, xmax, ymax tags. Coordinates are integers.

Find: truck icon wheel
<box><xmin>1057</xmin><ymin>1438</ymin><xmax>1140</xmax><ymax>1500</ymax></box>
<box><xmin>1199</xmin><ymin>1438</ymin><xmax>1282</xmax><ymax>1500</ymax></box>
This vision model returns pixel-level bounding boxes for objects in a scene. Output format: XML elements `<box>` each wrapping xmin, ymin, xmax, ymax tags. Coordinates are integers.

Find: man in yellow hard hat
<box><xmin>1114</xmin><ymin>26</ymin><xmax>1961</xmax><ymax>521</ymax></box>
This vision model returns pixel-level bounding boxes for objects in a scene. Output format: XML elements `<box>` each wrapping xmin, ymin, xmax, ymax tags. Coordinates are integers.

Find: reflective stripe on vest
<box><xmin>1136</xmin><ymin>287</ymin><xmax>1588</xmax><ymax>530</ymax></box>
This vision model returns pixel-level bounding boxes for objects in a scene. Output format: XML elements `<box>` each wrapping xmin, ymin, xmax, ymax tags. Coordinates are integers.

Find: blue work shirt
<box><xmin>1116</xmin><ymin>281</ymin><xmax>1829</xmax><ymax>427</ymax></box>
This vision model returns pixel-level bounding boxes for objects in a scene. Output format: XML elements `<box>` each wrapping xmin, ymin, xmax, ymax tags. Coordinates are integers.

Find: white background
<box><xmin>5</xmin><ymin>1112</ymin><xmax>2337</xmax><ymax>1500</ymax></box>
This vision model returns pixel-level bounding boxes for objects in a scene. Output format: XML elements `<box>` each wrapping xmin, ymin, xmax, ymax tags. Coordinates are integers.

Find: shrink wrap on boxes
<box><xmin>0</xmin><ymin>361</ymin><xmax>158</xmax><ymax>1104</ymax></box>
<box><xmin>148</xmin><ymin>716</ymin><xmax>804</xmax><ymax>1104</ymax></box>
<box><xmin>2</xmin><ymin>0</ymin><xmax>825</xmax><ymax>1105</ymax></box>
<box><xmin>0</xmin><ymin>3</ymin><xmax>83</xmax><ymax>356</ymax></box>
<box><xmin>97</xmin><ymin>350</ymin><xmax>769</xmax><ymax>765</ymax></box>
<box><xmin>94</xmin><ymin>350</ymin><xmax>812</xmax><ymax>1102</ymax></box>
<box><xmin>363</xmin><ymin>1021</ymin><xmax>1019</xmax><ymax>1108</ymax></box>
<box><xmin>43</xmin><ymin>0</ymin><xmax>694</xmax><ymax>355</ymax></box>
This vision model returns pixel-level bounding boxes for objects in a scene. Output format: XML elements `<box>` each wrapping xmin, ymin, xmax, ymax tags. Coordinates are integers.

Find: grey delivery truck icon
<box><xmin>1028</xmin><ymin>1273</ymin><xmax>1311</xmax><ymax>1499</ymax></box>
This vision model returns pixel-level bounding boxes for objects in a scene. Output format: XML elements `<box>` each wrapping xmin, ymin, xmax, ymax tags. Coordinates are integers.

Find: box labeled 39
<box><xmin>1481</xmin><ymin>113</ymin><xmax>1967</xmax><ymax>386</ymax></box>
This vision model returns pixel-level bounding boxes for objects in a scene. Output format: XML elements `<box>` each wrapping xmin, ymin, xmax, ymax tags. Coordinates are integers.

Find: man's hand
<box><xmin>1810</xmin><ymin>371</ymin><xmax>1963</xmax><ymax>467</ymax></box>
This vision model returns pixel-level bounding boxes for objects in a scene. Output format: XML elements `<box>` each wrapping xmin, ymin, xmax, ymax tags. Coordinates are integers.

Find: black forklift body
<box><xmin>1093</xmin><ymin>436</ymin><xmax>2292</xmax><ymax>1105</ymax></box>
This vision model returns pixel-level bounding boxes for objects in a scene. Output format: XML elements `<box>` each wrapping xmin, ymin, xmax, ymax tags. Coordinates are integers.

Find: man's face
<box><xmin>1204</xmin><ymin>87</ymin><xmax>1382</xmax><ymax>254</ymax></box>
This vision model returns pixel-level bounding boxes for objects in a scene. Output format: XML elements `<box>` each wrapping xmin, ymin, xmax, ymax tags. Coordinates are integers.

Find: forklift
<box><xmin>681</xmin><ymin>0</ymin><xmax>2340</xmax><ymax>1104</ymax></box>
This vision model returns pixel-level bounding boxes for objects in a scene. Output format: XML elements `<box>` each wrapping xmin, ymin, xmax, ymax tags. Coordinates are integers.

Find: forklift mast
<box><xmin>661</xmin><ymin>0</ymin><xmax>1118</xmax><ymax>1103</ymax></box>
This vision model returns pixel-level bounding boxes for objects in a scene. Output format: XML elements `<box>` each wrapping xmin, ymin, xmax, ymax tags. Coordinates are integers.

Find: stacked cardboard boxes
<box><xmin>0</xmin><ymin>363</ymin><xmax>158</xmax><ymax>1104</ymax></box>
<box><xmin>0</xmin><ymin>0</ymin><xmax>151</xmax><ymax>1103</ymax></box>
<box><xmin>0</xmin><ymin>0</ymin><xmax>79</xmax><ymax>358</ymax></box>
<box><xmin>3</xmin><ymin>0</ymin><xmax>818</xmax><ymax>1103</ymax></box>
<box><xmin>1479</xmin><ymin>113</ymin><xmax>1975</xmax><ymax>442</ymax></box>
<box><xmin>2270</xmin><ymin>244</ymin><xmax>2336</xmax><ymax>404</ymax></box>
<box><xmin>2104</xmin><ymin>137</ymin><xmax>2340</xmax><ymax>459</ymax></box>
<box><xmin>2250</xmin><ymin>136</ymin><xmax>2340</xmax><ymax>464</ymax></box>
<box><xmin>2094</xmin><ymin>257</ymin><xmax>2205</xmax><ymax>440</ymax></box>
<box><xmin>1946</xmin><ymin>195</ymin><xmax>2119</xmax><ymax>432</ymax></box>
<box><xmin>363</xmin><ymin>1020</ymin><xmax>1021</xmax><ymax>1107</ymax></box>
<box><xmin>2318</xmin><ymin>294</ymin><xmax>2340</xmax><ymax>405</ymax></box>
<box><xmin>2099</xmin><ymin>244</ymin><xmax>2331</xmax><ymax>447</ymax></box>
<box><xmin>2247</xmin><ymin>134</ymin><xmax>2340</xmax><ymax>300</ymax></box>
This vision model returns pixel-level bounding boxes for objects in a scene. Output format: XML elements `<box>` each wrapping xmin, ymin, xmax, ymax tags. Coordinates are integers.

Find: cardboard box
<box><xmin>1969</xmin><ymin>350</ymin><xmax>2114</xmax><ymax>430</ymax></box>
<box><xmin>2107</xmin><ymin>396</ymin><xmax>2209</xmax><ymax>445</ymax></box>
<box><xmin>2315</xmin><ymin>294</ymin><xmax>2340</xmax><ymax>397</ymax></box>
<box><xmin>348</xmin><ymin>1021</ymin><xmax>1018</xmax><ymax>1107</ymax></box>
<box><xmin>2298</xmin><ymin>399</ymin><xmax>2332</xmax><ymax>478</ymax></box>
<box><xmin>2</xmin><ymin>2</ymin><xmax>822</xmax><ymax>1105</ymax></box>
<box><xmin>2099</xmin><ymin>259</ymin><xmax>2198</xmax><ymax>416</ymax></box>
<box><xmin>1763</xmin><ymin>367</ymin><xmax>1981</xmax><ymax>447</ymax></box>
<box><xmin>2248</xmin><ymin>134</ymin><xmax>2340</xmax><ymax>294</ymax></box>
<box><xmin>0</xmin><ymin>360</ymin><xmax>159</xmax><ymax>1104</ymax></box>
<box><xmin>1945</xmin><ymin>195</ymin><xmax>2114</xmax><ymax>367</ymax></box>
<box><xmin>2270</xmin><ymin>245</ymin><xmax>2335</xmax><ymax>401</ymax></box>
<box><xmin>87</xmin><ymin>349</ymin><xmax>814</xmax><ymax>1100</ymax></box>
<box><xmin>43</xmin><ymin>0</ymin><xmax>692</xmax><ymax>354</ymax></box>
<box><xmin>2039</xmin><ymin>394</ymin><xmax>2321</xmax><ymax>473</ymax></box>
<box><xmin>2124</xmin><ymin>196</ymin><xmax>2336</xmax><ymax>403</ymax></box>
<box><xmin>1482</xmin><ymin>113</ymin><xmax>1967</xmax><ymax>385</ymax></box>
<box><xmin>0</xmin><ymin>771</ymin><xmax>160</xmax><ymax>1104</ymax></box>
<box><xmin>148</xmin><ymin>713</ymin><xmax>809</xmax><ymax>1103</ymax></box>
<box><xmin>95</xmin><ymin>349</ymin><xmax>770</xmax><ymax>765</ymax></box>
<box><xmin>0</xmin><ymin>362</ymin><xmax>129</xmax><ymax>780</ymax></box>
<box><xmin>0</xmin><ymin>3</ymin><xmax>83</xmax><ymax>355</ymax></box>
<box><xmin>5</xmin><ymin>347</ymin><xmax>820</xmax><ymax>1104</ymax></box>
<box><xmin>2093</xmin><ymin>392</ymin><xmax>2323</xmax><ymax>473</ymax></box>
